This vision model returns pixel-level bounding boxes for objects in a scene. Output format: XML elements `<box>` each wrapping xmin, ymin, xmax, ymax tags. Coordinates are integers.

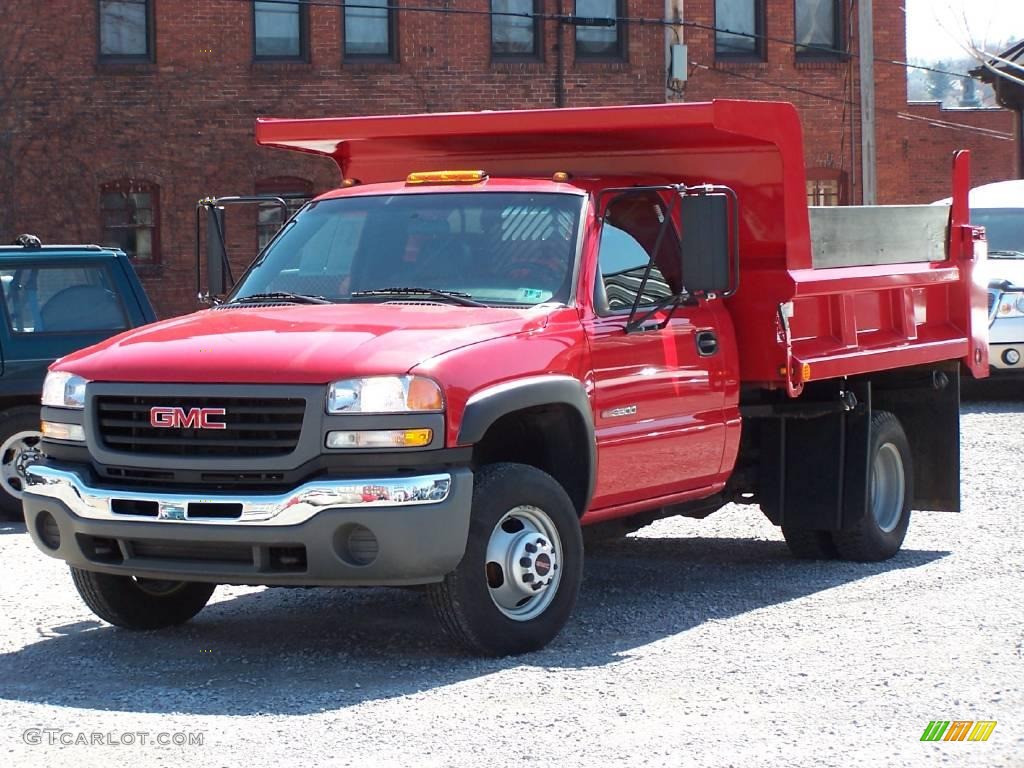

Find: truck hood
<box><xmin>57</xmin><ymin>303</ymin><xmax>554</xmax><ymax>384</ymax></box>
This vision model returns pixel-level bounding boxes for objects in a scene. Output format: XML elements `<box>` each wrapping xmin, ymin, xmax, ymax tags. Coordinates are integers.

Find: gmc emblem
<box><xmin>150</xmin><ymin>407</ymin><xmax>227</xmax><ymax>430</ymax></box>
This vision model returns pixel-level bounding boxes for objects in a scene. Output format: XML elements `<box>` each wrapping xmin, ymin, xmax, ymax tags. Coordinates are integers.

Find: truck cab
<box><xmin>0</xmin><ymin>237</ymin><xmax>156</xmax><ymax>518</ymax></box>
<box><xmin>21</xmin><ymin>101</ymin><xmax>987</xmax><ymax>656</ymax></box>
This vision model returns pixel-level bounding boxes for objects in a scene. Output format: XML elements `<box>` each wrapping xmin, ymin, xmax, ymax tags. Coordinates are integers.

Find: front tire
<box><xmin>0</xmin><ymin>405</ymin><xmax>44</xmax><ymax>521</ymax></box>
<box><xmin>428</xmin><ymin>463</ymin><xmax>583</xmax><ymax>656</ymax></box>
<box><xmin>70</xmin><ymin>568</ymin><xmax>216</xmax><ymax>629</ymax></box>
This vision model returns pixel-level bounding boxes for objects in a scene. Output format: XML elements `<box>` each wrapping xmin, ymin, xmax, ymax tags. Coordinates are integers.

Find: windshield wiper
<box><xmin>351</xmin><ymin>287</ymin><xmax>487</xmax><ymax>308</ymax></box>
<box><xmin>988</xmin><ymin>249</ymin><xmax>1024</xmax><ymax>259</ymax></box>
<box><xmin>228</xmin><ymin>291</ymin><xmax>332</xmax><ymax>305</ymax></box>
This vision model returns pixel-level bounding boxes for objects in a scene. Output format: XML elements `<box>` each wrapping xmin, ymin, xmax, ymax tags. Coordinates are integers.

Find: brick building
<box><xmin>0</xmin><ymin>1</ymin><xmax>1018</xmax><ymax>317</ymax></box>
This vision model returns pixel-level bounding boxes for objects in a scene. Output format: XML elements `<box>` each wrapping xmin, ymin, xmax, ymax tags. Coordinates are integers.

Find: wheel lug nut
<box><xmin>536</xmin><ymin>538</ymin><xmax>546</xmax><ymax>547</ymax></box>
<box><xmin>522</xmin><ymin>572</ymin><xmax>534</xmax><ymax>583</ymax></box>
<box><xmin>525</xmin><ymin>543</ymin><xmax>536</xmax><ymax>553</ymax></box>
<box><xmin>519</xmin><ymin>557</ymin><xmax>531</xmax><ymax>567</ymax></box>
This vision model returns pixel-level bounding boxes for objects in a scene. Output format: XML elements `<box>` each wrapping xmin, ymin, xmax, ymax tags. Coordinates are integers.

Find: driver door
<box><xmin>584</xmin><ymin>191</ymin><xmax>728</xmax><ymax>510</ymax></box>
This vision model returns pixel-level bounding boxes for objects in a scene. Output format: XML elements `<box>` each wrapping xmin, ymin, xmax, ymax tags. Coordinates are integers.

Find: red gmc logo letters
<box><xmin>150</xmin><ymin>407</ymin><xmax>227</xmax><ymax>430</ymax></box>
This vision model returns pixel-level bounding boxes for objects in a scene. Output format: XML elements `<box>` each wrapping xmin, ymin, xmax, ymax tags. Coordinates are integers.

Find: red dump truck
<box><xmin>24</xmin><ymin>101</ymin><xmax>988</xmax><ymax>656</ymax></box>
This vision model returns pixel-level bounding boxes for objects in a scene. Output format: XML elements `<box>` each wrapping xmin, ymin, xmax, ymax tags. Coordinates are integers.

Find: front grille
<box><xmin>96</xmin><ymin>395</ymin><xmax>305</xmax><ymax>458</ymax></box>
<box><xmin>128</xmin><ymin>538</ymin><xmax>255</xmax><ymax>564</ymax></box>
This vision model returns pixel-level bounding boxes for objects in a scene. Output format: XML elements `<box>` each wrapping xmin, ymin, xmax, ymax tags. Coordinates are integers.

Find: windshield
<box><xmin>972</xmin><ymin>208</ymin><xmax>1024</xmax><ymax>257</ymax></box>
<box><xmin>231</xmin><ymin>192</ymin><xmax>583</xmax><ymax>306</ymax></box>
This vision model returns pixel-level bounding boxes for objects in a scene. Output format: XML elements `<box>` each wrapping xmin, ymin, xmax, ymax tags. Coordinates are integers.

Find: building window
<box><xmin>256</xmin><ymin>178</ymin><xmax>313</xmax><ymax>252</ymax></box>
<box><xmin>795</xmin><ymin>0</ymin><xmax>843</xmax><ymax>58</ymax></box>
<box><xmin>100</xmin><ymin>180</ymin><xmax>159</xmax><ymax>263</ymax></box>
<box><xmin>491</xmin><ymin>0</ymin><xmax>541</xmax><ymax>59</ymax></box>
<box><xmin>574</xmin><ymin>0</ymin><xmax>626</xmax><ymax>60</ymax></box>
<box><xmin>344</xmin><ymin>0</ymin><xmax>395</xmax><ymax>60</ymax></box>
<box><xmin>253</xmin><ymin>0</ymin><xmax>307</xmax><ymax>60</ymax></box>
<box><xmin>806</xmin><ymin>170</ymin><xmax>847</xmax><ymax>206</ymax></box>
<box><xmin>98</xmin><ymin>0</ymin><xmax>153</xmax><ymax>61</ymax></box>
<box><xmin>715</xmin><ymin>0</ymin><xmax>765</xmax><ymax>59</ymax></box>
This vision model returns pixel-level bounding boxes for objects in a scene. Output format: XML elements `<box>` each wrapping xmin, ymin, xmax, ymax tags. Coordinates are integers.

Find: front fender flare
<box><xmin>457</xmin><ymin>375</ymin><xmax>597</xmax><ymax>510</ymax></box>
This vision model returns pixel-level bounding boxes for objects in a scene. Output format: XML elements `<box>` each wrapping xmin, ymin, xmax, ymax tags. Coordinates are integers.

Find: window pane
<box><xmin>492</xmin><ymin>0</ymin><xmax>537</xmax><ymax>56</ymax></box>
<box><xmin>796</xmin><ymin>0</ymin><xmax>836</xmax><ymax>52</ymax></box>
<box><xmin>575</xmin><ymin>0</ymin><xmax>621</xmax><ymax>57</ymax></box>
<box><xmin>99</xmin><ymin>0</ymin><xmax>149</xmax><ymax>56</ymax></box>
<box><xmin>254</xmin><ymin>1</ymin><xmax>301</xmax><ymax>57</ymax></box>
<box><xmin>716</xmin><ymin>0</ymin><xmax>756</xmax><ymax>54</ymax></box>
<box><xmin>1</xmin><ymin>266</ymin><xmax>127</xmax><ymax>334</ymax></box>
<box><xmin>101</xmin><ymin>183</ymin><xmax>157</xmax><ymax>262</ymax></box>
<box><xmin>345</xmin><ymin>0</ymin><xmax>390</xmax><ymax>57</ymax></box>
<box><xmin>597</xmin><ymin>193</ymin><xmax>679</xmax><ymax>311</ymax></box>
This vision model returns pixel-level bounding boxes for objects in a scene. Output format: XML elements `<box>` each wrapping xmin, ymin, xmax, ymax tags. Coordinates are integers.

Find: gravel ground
<box><xmin>1</xmin><ymin>399</ymin><xmax>1022</xmax><ymax>767</ymax></box>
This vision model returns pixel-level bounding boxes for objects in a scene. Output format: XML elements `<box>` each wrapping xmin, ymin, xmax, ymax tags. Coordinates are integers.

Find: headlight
<box><xmin>996</xmin><ymin>293</ymin><xmax>1024</xmax><ymax>318</ymax></box>
<box><xmin>327</xmin><ymin>376</ymin><xmax>444</xmax><ymax>414</ymax></box>
<box><xmin>41</xmin><ymin>371</ymin><xmax>89</xmax><ymax>409</ymax></box>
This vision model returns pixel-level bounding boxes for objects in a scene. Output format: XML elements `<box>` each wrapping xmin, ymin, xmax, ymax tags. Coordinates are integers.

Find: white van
<box><xmin>937</xmin><ymin>180</ymin><xmax>1024</xmax><ymax>372</ymax></box>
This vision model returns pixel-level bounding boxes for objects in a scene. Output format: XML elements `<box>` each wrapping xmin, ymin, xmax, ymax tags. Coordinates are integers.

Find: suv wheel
<box><xmin>428</xmin><ymin>463</ymin><xmax>583</xmax><ymax>656</ymax></box>
<box><xmin>71</xmin><ymin>568</ymin><xmax>216</xmax><ymax>629</ymax></box>
<box><xmin>0</xmin><ymin>406</ymin><xmax>44</xmax><ymax>521</ymax></box>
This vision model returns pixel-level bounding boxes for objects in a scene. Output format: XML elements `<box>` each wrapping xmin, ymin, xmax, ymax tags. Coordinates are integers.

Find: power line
<box><xmin>238</xmin><ymin>0</ymin><xmax>984</xmax><ymax>80</ymax></box>
<box><xmin>689</xmin><ymin>60</ymin><xmax>1014</xmax><ymax>140</ymax></box>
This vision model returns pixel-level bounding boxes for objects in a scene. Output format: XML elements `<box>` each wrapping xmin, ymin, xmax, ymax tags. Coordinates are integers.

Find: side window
<box><xmin>596</xmin><ymin>193</ymin><xmax>681</xmax><ymax>313</ymax></box>
<box><xmin>0</xmin><ymin>266</ymin><xmax>127</xmax><ymax>334</ymax></box>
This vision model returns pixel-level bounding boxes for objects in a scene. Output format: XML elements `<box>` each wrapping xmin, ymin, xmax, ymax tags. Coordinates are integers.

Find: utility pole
<box><xmin>858</xmin><ymin>0</ymin><xmax>877</xmax><ymax>204</ymax></box>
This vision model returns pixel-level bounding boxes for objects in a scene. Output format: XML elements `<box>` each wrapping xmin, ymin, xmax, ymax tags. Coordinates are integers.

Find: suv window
<box><xmin>0</xmin><ymin>265</ymin><xmax>128</xmax><ymax>334</ymax></box>
<box><xmin>596</xmin><ymin>192</ymin><xmax>682</xmax><ymax>313</ymax></box>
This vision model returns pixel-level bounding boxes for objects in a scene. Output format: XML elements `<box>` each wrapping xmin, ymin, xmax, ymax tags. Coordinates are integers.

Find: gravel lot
<box><xmin>1</xmin><ymin>398</ymin><xmax>1022</xmax><ymax>767</ymax></box>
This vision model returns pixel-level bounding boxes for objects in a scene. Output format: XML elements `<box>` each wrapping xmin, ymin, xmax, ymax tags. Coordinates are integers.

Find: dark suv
<box><xmin>0</xmin><ymin>237</ymin><xmax>156</xmax><ymax>518</ymax></box>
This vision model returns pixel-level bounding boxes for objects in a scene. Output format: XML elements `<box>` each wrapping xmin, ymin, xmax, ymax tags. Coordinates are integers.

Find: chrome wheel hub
<box><xmin>1</xmin><ymin>430</ymin><xmax>43</xmax><ymax>500</ymax></box>
<box><xmin>871</xmin><ymin>442</ymin><xmax>906</xmax><ymax>533</ymax></box>
<box><xmin>485</xmin><ymin>505</ymin><xmax>562</xmax><ymax>621</ymax></box>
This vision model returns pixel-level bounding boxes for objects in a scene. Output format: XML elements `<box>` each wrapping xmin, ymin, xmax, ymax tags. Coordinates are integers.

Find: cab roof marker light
<box><xmin>406</xmin><ymin>170</ymin><xmax>488</xmax><ymax>185</ymax></box>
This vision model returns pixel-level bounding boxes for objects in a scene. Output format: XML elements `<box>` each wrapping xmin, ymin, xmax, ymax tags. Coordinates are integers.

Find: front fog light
<box><xmin>1003</xmin><ymin>348</ymin><xmax>1021</xmax><ymax>366</ymax></box>
<box><xmin>326</xmin><ymin>429</ymin><xmax>433</xmax><ymax>449</ymax></box>
<box><xmin>41</xmin><ymin>421</ymin><xmax>85</xmax><ymax>442</ymax></box>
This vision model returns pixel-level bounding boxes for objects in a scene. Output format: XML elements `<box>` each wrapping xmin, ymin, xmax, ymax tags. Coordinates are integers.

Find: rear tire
<box><xmin>70</xmin><ymin>567</ymin><xmax>216</xmax><ymax>629</ymax></box>
<box><xmin>831</xmin><ymin>411</ymin><xmax>912</xmax><ymax>561</ymax></box>
<box><xmin>428</xmin><ymin>463</ymin><xmax>583</xmax><ymax>656</ymax></box>
<box><xmin>782</xmin><ymin>527</ymin><xmax>838</xmax><ymax>560</ymax></box>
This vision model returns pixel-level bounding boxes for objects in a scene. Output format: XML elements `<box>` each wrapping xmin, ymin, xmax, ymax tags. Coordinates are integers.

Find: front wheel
<box><xmin>0</xmin><ymin>405</ymin><xmax>44</xmax><ymax>521</ymax></box>
<box><xmin>428</xmin><ymin>463</ymin><xmax>583</xmax><ymax>656</ymax></box>
<box><xmin>70</xmin><ymin>568</ymin><xmax>216</xmax><ymax>629</ymax></box>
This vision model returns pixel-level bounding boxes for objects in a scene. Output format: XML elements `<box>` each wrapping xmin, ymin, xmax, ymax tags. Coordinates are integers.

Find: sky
<box><xmin>906</xmin><ymin>0</ymin><xmax>1024</xmax><ymax>61</ymax></box>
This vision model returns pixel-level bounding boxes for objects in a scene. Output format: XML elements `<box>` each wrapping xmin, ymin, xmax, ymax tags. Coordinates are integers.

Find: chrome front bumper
<box><xmin>25</xmin><ymin>465</ymin><xmax>452</xmax><ymax>526</ymax></box>
<box><xmin>22</xmin><ymin>464</ymin><xmax>473</xmax><ymax>586</ymax></box>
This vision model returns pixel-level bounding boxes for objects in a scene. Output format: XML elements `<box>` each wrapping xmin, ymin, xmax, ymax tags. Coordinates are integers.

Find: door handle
<box><xmin>696</xmin><ymin>330</ymin><xmax>718</xmax><ymax>356</ymax></box>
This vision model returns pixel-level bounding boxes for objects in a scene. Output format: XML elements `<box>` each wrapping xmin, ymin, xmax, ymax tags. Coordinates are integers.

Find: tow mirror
<box><xmin>195</xmin><ymin>195</ymin><xmax>289</xmax><ymax>304</ymax></box>
<box><xmin>680</xmin><ymin>188</ymin><xmax>739</xmax><ymax>297</ymax></box>
<box><xmin>205</xmin><ymin>204</ymin><xmax>228</xmax><ymax>298</ymax></box>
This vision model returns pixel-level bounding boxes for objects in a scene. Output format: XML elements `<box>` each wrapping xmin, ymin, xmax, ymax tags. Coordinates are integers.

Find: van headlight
<box><xmin>327</xmin><ymin>376</ymin><xmax>444</xmax><ymax>414</ymax></box>
<box><xmin>41</xmin><ymin>372</ymin><xmax>89</xmax><ymax>409</ymax></box>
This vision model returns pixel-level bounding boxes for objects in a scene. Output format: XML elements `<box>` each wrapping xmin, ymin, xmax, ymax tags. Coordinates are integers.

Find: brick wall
<box><xmin>1</xmin><ymin>0</ymin><xmax>666</xmax><ymax>317</ymax></box>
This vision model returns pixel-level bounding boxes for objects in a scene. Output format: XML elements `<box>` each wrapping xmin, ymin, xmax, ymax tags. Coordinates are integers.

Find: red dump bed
<box><xmin>256</xmin><ymin>100</ymin><xmax>989</xmax><ymax>392</ymax></box>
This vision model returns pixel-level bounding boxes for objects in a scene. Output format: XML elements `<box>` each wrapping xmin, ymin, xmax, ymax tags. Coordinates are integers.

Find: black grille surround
<box><xmin>95</xmin><ymin>395</ymin><xmax>305</xmax><ymax>458</ymax></box>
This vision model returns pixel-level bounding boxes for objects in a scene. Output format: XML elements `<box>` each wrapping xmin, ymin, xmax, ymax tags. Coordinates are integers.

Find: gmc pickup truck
<box><xmin>23</xmin><ymin>101</ymin><xmax>988</xmax><ymax>656</ymax></box>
